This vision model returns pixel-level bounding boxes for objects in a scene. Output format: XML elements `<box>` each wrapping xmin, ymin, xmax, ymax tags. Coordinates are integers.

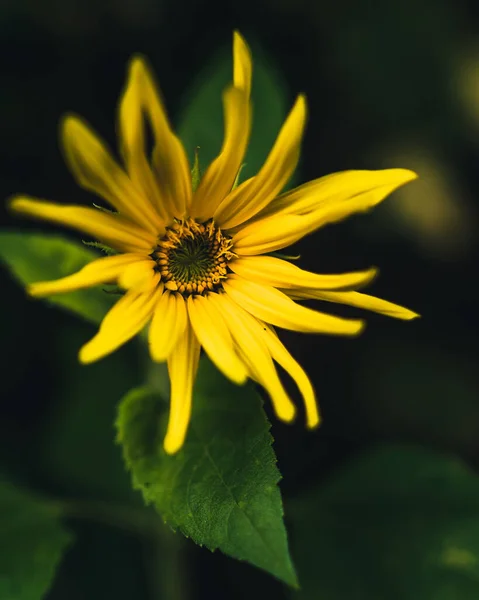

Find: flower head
<box><xmin>10</xmin><ymin>32</ymin><xmax>418</xmax><ymax>454</ymax></box>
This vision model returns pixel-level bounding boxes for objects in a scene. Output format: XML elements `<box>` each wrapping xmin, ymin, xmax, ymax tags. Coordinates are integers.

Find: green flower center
<box><xmin>152</xmin><ymin>218</ymin><xmax>236</xmax><ymax>296</ymax></box>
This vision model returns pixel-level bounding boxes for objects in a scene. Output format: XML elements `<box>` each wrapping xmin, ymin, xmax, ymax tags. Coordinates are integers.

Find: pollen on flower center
<box><xmin>151</xmin><ymin>218</ymin><xmax>236</xmax><ymax>296</ymax></box>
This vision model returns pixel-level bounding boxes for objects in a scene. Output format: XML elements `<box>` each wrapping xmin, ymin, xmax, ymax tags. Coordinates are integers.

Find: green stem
<box><xmin>57</xmin><ymin>499</ymin><xmax>164</xmax><ymax>538</ymax></box>
<box><xmin>144</xmin><ymin>526</ymin><xmax>189</xmax><ymax>600</ymax></box>
<box><xmin>57</xmin><ymin>499</ymin><xmax>189</xmax><ymax>600</ymax></box>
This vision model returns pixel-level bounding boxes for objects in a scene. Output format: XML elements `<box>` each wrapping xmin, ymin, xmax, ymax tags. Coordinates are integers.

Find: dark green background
<box><xmin>1</xmin><ymin>0</ymin><xmax>478</xmax><ymax>598</ymax></box>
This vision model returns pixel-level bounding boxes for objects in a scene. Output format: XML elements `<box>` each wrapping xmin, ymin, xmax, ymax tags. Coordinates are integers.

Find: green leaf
<box><xmin>177</xmin><ymin>39</ymin><xmax>290</xmax><ymax>183</ymax></box>
<box><xmin>116</xmin><ymin>358</ymin><xmax>298</xmax><ymax>587</ymax></box>
<box><xmin>291</xmin><ymin>445</ymin><xmax>479</xmax><ymax>600</ymax></box>
<box><xmin>0</xmin><ymin>478</ymin><xmax>72</xmax><ymax>600</ymax></box>
<box><xmin>0</xmin><ymin>232</ymin><xmax>115</xmax><ymax>325</ymax></box>
<box><xmin>39</xmin><ymin>321</ymin><xmax>139</xmax><ymax>503</ymax></box>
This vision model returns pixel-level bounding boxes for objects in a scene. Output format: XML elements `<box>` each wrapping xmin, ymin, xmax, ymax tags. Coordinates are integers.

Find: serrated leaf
<box><xmin>0</xmin><ymin>232</ymin><xmax>115</xmax><ymax>325</ymax></box>
<box><xmin>291</xmin><ymin>445</ymin><xmax>479</xmax><ymax>600</ymax></box>
<box><xmin>116</xmin><ymin>358</ymin><xmax>298</xmax><ymax>587</ymax></box>
<box><xmin>0</xmin><ymin>478</ymin><xmax>72</xmax><ymax>600</ymax></box>
<box><xmin>177</xmin><ymin>40</ymin><xmax>290</xmax><ymax>183</ymax></box>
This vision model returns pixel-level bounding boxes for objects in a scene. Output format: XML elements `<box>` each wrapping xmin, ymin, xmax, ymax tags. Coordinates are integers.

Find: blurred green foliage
<box><xmin>0</xmin><ymin>1</ymin><xmax>478</xmax><ymax>599</ymax></box>
<box><xmin>0</xmin><ymin>479</ymin><xmax>72</xmax><ymax>600</ymax></box>
<box><xmin>291</xmin><ymin>445</ymin><xmax>479</xmax><ymax>600</ymax></box>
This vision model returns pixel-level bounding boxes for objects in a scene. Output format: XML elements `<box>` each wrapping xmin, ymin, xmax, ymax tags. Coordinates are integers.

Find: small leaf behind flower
<box><xmin>0</xmin><ymin>478</ymin><xmax>72</xmax><ymax>600</ymax></box>
<box><xmin>116</xmin><ymin>358</ymin><xmax>298</xmax><ymax>587</ymax></box>
<box><xmin>177</xmin><ymin>39</ymin><xmax>290</xmax><ymax>184</ymax></box>
<box><xmin>0</xmin><ymin>232</ymin><xmax>115</xmax><ymax>325</ymax></box>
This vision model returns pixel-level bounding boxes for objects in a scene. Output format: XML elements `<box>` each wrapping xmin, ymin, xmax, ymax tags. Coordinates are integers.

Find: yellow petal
<box><xmin>79</xmin><ymin>285</ymin><xmax>160</xmax><ymax>363</ymax></box>
<box><xmin>61</xmin><ymin>116</ymin><xmax>163</xmax><ymax>233</ymax></box>
<box><xmin>9</xmin><ymin>196</ymin><xmax>156</xmax><ymax>253</ymax></box>
<box><xmin>233</xmin><ymin>170</ymin><xmax>418</xmax><ymax>255</ymax></box>
<box><xmin>233</xmin><ymin>31</ymin><xmax>252</xmax><ymax>96</ymax></box>
<box><xmin>260</xmin><ymin>324</ymin><xmax>320</xmax><ymax>428</ymax></box>
<box><xmin>215</xmin><ymin>95</ymin><xmax>307</xmax><ymax>229</ymax></box>
<box><xmin>208</xmin><ymin>292</ymin><xmax>296</xmax><ymax>422</ymax></box>
<box><xmin>164</xmin><ymin>322</ymin><xmax>201</xmax><ymax>454</ymax></box>
<box><xmin>288</xmin><ymin>289</ymin><xmax>420</xmax><ymax>321</ymax></box>
<box><xmin>189</xmin><ymin>33</ymin><xmax>252</xmax><ymax>221</ymax></box>
<box><xmin>186</xmin><ymin>294</ymin><xmax>248</xmax><ymax>384</ymax></box>
<box><xmin>129</xmin><ymin>58</ymin><xmax>192</xmax><ymax>218</ymax></box>
<box><xmin>28</xmin><ymin>253</ymin><xmax>147</xmax><ymax>297</ymax></box>
<box><xmin>258</xmin><ymin>169</ymin><xmax>419</xmax><ymax>219</ymax></box>
<box><xmin>223</xmin><ymin>275</ymin><xmax>364</xmax><ymax>335</ymax></box>
<box><xmin>118</xmin><ymin>59</ymin><xmax>170</xmax><ymax>225</ymax></box>
<box><xmin>149</xmin><ymin>291</ymin><xmax>188</xmax><ymax>361</ymax></box>
<box><xmin>230</xmin><ymin>256</ymin><xmax>377</xmax><ymax>290</ymax></box>
<box><xmin>117</xmin><ymin>259</ymin><xmax>157</xmax><ymax>290</ymax></box>
<box><xmin>190</xmin><ymin>86</ymin><xmax>251</xmax><ymax>221</ymax></box>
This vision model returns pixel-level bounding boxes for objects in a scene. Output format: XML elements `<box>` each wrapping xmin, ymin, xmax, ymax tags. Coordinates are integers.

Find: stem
<box><xmin>144</xmin><ymin>527</ymin><xmax>190</xmax><ymax>600</ymax></box>
<box><xmin>132</xmin><ymin>341</ymin><xmax>187</xmax><ymax>599</ymax></box>
<box><xmin>58</xmin><ymin>499</ymin><xmax>165</xmax><ymax>539</ymax></box>
<box><xmin>57</xmin><ymin>498</ymin><xmax>189</xmax><ymax>600</ymax></box>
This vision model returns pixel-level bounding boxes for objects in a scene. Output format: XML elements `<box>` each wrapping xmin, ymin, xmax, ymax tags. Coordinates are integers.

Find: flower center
<box><xmin>152</xmin><ymin>218</ymin><xmax>236</xmax><ymax>296</ymax></box>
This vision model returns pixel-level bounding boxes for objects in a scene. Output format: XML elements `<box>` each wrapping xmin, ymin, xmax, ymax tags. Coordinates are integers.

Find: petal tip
<box><xmin>277</xmin><ymin>403</ymin><xmax>297</xmax><ymax>423</ymax></box>
<box><xmin>26</xmin><ymin>283</ymin><xmax>42</xmax><ymax>298</ymax></box>
<box><xmin>294</xmin><ymin>94</ymin><xmax>308</xmax><ymax>119</ymax></box>
<box><xmin>353</xmin><ymin>319</ymin><xmax>366</xmax><ymax>336</ymax></box>
<box><xmin>163</xmin><ymin>435</ymin><xmax>183</xmax><ymax>455</ymax></box>
<box><xmin>307</xmin><ymin>414</ymin><xmax>322</xmax><ymax>429</ymax></box>
<box><xmin>7</xmin><ymin>195</ymin><xmax>26</xmax><ymax>214</ymax></box>
<box><xmin>402</xmin><ymin>309</ymin><xmax>421</xmax><ymax>321</ymax></box>
<box><xmin>128</xmin><ymin>54</ymin><xmax>148</xmax><ymax>77</ymax></box>
<box><xmin>78</xmin><ymin>344</ymin><xmax>97</xmax><ymax>365</ymax></box>
<box><xmin>236</xmin><ymin>371</ymin><xmax>249</xmax><ymax>385</ymax></box>
<box><xmin>61</xmin><ymin>113</ymin><xmax>80</xmax><ymax>133</ymax></box>
<box><xmin>233</xmin><ymin>30</ymin><xmax>245</xmax><ymax>44</ymax></box>
<box><xmin>393</xmin><ymin>168</ymin><xmax>419</xmax><ymax>186</ymax></box>
<box><xmin>149</xmin><ymin>347</ymin><xmax>168</xmax><ymax>363</ymax></box>
<box><xmin>403</xmin><ymin>169</ymin><xmax>419</xmax><ymax>182</ymax></box>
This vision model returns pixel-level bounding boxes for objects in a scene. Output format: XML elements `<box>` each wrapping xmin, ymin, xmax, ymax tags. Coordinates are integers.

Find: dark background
<box><xmin>1</xmin><ymin>0</ymin><xmax>478</xmax><ymax>598</ymax></box>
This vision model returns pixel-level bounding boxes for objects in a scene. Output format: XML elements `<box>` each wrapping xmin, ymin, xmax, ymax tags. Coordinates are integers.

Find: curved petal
<box><xmin>9</xmin><ymin>196</ymin><xmax>156</xmax><ymax>253</ymax></box>
<box><xmin>190</xmin><ymin>32</ymin><xmax>252</xmax><ymax>221</ymax></box>
<box><xmin>287</xmin><ymin>289</ymin><xmax>420</xmax><ymax>321</ymax></box>
<box><xmin>233</xmin><ymin>170</ymin><xmax>418</xmax><ymax>256</ymax></box>
<box><xmin>28</xmin><ymin>253</ymin><xmax>147</xmax><ymax>297</ymax></box>
<box><xmin>79</xmin><ymin>283</ymin><xmax>160</xmax><ymax>364</ymax></box>
<box><xmin>61</xmin><ymin>116</ymin><xmax>163</xmax><ymax>233</ymax></box>
<box><xmin>230</xmin><ymin>256</ymin><xmax>377</xmax><ymax>290</ymax></box>
<box><xmin>214</xmin><ymin>95</ymin><xmax>307</xmax><ymax>229</ymax></box>
<box><xmin>118</xmin><ymin>59</ymin><xmax>170</xmax><ymax>225</ymax></box>
<box><xmin>257</xmin><ymin>169</ymin><xmax>418</xmax><ymax>220</ymax></box>
<box><xmin>190</xmin><ymin>86</ymin><xmax>251</xmax><ymax>221</ymax></box>
<box><xmin>149</xmin><ymin>291</ymin><xmax>188</xmax><ymax>361</ymax></box>
<box><xmin>223</xmin><ymin>275</ymin><xmax>364</xmax><ymax>335</ymax></box>
<box><xmin>187</xmin><ymin>294</ymin><xmax>248</xmax><ymax>384</ymax></box>
<box><xmin>164</xmin><ymin>321</ymin><xmax>201</xmax><ymax>454</ymax></box>
<box><xmin>261</xmin><ymin>324</ymin><xmax>319</xmax><ymax>428</ymax></box>
<box><xmin>128</xmin><ymin>58</ymin><xmax>192</xmax><ymax>218</ymax></box>
<box><xmin>209</xmin><ymin>292</ymin><xmax>296</xmax><ymax>422</ymax></box>
<box><xmin>233</xmin><ymin>31</ymin><xmax>252</xmax><ymax>95</ymax></box>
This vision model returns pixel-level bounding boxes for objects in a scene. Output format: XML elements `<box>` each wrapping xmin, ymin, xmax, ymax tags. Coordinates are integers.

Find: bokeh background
<box><xmin>1</xmin><ymin>0</ymin><xmax>479</xmax><ymax>598</ymax></box>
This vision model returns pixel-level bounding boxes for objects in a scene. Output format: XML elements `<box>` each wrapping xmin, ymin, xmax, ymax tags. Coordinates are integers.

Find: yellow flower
<box><xmin>9</xmin><ymin>32</ymin><xmax>419</xmax><ymax>454</ymax></box>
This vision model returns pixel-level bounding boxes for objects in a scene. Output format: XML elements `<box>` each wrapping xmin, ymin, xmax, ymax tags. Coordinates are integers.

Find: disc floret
<box><xmin>152</xmin><ymin>218</ymin><xmax>236</xmax><ymax>296</ymax></box>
